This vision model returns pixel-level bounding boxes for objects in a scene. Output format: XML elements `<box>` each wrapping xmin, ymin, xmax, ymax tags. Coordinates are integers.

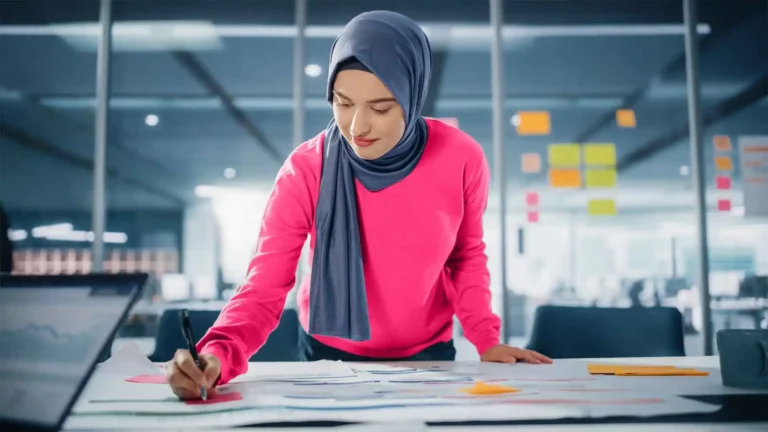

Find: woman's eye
<box><xmin>334</xmin><ymin>101</ymin><xmax>352</xmax><ymax>108</ymax></box>
<box><xmin>372</xmin><ymin>108</ymin><xmax>391</xmax><ymax>115</ymax></box>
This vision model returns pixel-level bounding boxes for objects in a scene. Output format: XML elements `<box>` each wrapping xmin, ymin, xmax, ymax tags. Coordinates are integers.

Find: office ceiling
<box><xmin>0</xmin><ymin>0</ymin><xmax>766</xmax><ymax>211</ymax></box>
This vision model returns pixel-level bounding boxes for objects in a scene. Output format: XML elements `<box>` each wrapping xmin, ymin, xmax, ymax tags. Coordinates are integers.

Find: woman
<box><xmin>167</xmin><ymin>10</ymin><xmax>551</xmax><ymax>399</ymax></box>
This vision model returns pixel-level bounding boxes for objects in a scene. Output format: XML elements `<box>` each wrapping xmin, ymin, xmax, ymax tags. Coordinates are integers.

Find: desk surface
<box><xmin>69</xmin><ymin>356</ymin><xmax>767</xmax><ymax>430</ymax></box>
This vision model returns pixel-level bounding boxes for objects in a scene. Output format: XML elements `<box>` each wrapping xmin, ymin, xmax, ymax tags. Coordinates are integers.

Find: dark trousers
<box><xmin>298</xmin><ymin>328</ymin><xmax>456</xmax><ymax>362</ymax></box>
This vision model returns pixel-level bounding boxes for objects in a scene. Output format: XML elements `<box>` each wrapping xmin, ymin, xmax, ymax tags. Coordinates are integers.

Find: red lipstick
<box><xmin>353</xmin><ymin>136</ymin><xmax>378</xmax><ymax>147</ymax></box>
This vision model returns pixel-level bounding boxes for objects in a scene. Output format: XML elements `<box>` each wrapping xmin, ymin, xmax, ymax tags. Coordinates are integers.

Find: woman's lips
<box><xmin>353</xmin><ymin>137</ymin><xmax>378</xmax><ymax>147</ymax></box>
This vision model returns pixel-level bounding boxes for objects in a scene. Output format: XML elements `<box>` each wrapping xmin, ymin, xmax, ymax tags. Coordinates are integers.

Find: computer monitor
<box><xmin>0</xmin><ymin>273</ymin><xmax>147</xmax><ymax>432</ymax></box>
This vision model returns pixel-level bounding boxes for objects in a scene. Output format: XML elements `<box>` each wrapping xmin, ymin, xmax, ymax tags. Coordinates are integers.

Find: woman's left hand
<box><xmin>480</xmin><ymin>344</ymin><xmax>553</xmax><ymax>364</ymax></box>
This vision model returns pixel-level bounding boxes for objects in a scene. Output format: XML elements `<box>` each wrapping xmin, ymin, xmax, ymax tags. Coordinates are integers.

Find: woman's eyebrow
<box><xmin>333</xmin><ymin>90</ymin><xmax>396</xmax><ymax>104</ymax></box>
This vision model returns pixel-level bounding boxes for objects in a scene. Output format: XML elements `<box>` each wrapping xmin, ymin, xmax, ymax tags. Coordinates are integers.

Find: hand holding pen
<box><xmin>165</xmin><ymin>309</ymin><xmax>221</xmax><ymax>400</ymax></box>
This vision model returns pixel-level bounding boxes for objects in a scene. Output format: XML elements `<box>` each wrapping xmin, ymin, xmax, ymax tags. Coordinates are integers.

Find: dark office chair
<box><xmin>150</xmin><ymin>309</ymin><xmax>221</xmax><ymax>362</ymax></box>
<box><xmin>250</xmin><ymin>308</ymin><xmax>300</xmax><ymax>362</ymax></box>
<box><xmin>149</xmin><ymin>308</ymin><xmax>301</xmax><ymax>362</ymax></box>
<box><xmin>526</xmin><ymin>305</ymin><xmax>685</xmax><ymax>359</ymax></box>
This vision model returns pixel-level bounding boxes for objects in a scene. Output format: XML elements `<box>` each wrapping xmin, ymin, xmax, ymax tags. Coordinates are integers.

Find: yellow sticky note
<box><xmin>588</xmin><ymin>364</ymin><xmax>675</xmax><ymax>375</ymax></box>
<box><xmin>587</xmin><ymin>363</ymin><xmax>709</xmax><ymax>376</ymax></box>
<box><xmin>515</xmin><ymin>111</ymin><xmax>551</xmax><ymax>136</ymax></box>
<box><xmin>549</xmin><ymin>168</ymin><xmax>582</xmax><ymax>188</ymax></box>
<box><xmin>521</xmin><ymin>153</ymin><xmax>542</xmax><ymax>174</ymax></box>
<box><xmin>616</xmin><ymin>368</ymin><xmax>709</xmax><ymax>377</ymax></box>
<box><xmin>588</xmin><ymin>199</ymin><xmax>617</xmax><ymax>216</ymax></box>
<box><xmin>583</xmin><ymin>143</ymin><xmax>616</xmax><ymax>166</ymax></box>
<box><xmin>548</xmin><ymin>144</ymin><xmax>581</xmax><ymax>167</ymax></box>
<box><xmin>585</xmin><ymin>168</ymin><xmax>617</xmax><ymax>188</ymax></box>
<box><xmin>459</xmin><ymin>382</ymin><xmax>520</xmax><ymax>395</ymax></box>
<box><xmin>715</xmin><ymin>155</ymin><xmax>733</xmax><ymax>171</ymax></box>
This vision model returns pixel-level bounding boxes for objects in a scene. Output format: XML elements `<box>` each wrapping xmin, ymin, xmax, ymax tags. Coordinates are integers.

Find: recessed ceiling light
<box><xmin>145</xmin><ymin>114</ymin><xmax>159</xmax><ymax>126</ymax></box>
<box><xmin>304</xmin><ymin>64</ymin><xmax>322</xmax><ymax>78</ymax></box>
<box><xmin>223</xmin><ymin>167</ymin><xmax>237</xmax><ymax>179</ymax></box>
<box><xmin>679</xmin><ymin>165</ymin><xmax>690</xmax><ymax>176</ymax></box>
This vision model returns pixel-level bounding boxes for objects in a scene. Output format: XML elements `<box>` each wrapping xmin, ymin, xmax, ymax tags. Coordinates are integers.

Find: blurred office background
<box><xmin>1</xmin><ymin>0</ymin><xmax>767</xmax><ymax>360</ymax></box>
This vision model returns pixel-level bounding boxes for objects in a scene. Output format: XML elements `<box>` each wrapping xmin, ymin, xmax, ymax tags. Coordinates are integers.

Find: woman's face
<box><xmin>332</xmin><ymin>69</ymin><xmax>406</xmax><ymax>160</ymax></box>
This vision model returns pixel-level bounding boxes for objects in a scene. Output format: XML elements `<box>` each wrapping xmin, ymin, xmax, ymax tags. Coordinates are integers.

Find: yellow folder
<box><xmin>587</xmin><ymin>364</ymin><xmax>709</xmax><ymax>376</ymax></box>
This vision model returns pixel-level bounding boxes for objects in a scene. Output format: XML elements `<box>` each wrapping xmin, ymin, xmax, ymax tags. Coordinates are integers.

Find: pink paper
<box><xmin>125</xmin><ymin>374</ymin><xmax>167</xmax><ymax>384</ymax></box>
<box><xmin>185</xmin><ymin>391</ymin><xmax>243</xmax><ymax>405</ymax></box>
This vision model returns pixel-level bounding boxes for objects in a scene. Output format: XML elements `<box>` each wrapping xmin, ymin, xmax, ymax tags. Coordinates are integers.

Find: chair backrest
<box><xmin>249</xmin><ymin>308</ymin><xmax>300</xmax><ymax>362</ymax></box>
<box><xmin>526</xmin><ymin>305</ymin><xmax>685</xmax><ymax>359</ymax></box>
<box><xmin>150</xmin><ymin>308</ymin><xmax>301</xmax><ymax>363</ymax></box>
<box><xmin>150</xmin><ymin>309</ymin><xmax>221</xmax><ymax>362</ymax></box>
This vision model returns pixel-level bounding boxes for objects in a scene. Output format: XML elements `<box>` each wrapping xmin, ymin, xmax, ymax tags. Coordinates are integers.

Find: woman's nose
<box><xmin>350</xmin><ymin>109</ymin><xmax>371</xmax><ymax>136</ymax></box>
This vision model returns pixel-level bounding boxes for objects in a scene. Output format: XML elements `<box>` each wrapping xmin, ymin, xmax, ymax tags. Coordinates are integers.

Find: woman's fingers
<box><xmin>173</xmin><ymin>349</ymin><xmax>208</xmax><ymax>387</ymax></box>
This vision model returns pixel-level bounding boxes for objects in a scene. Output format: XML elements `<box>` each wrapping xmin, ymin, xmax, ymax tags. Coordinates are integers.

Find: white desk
<box><xmin>67</xmin><ymin>357</ymin><xmax>767</xmax><ymax>430</ymax></box>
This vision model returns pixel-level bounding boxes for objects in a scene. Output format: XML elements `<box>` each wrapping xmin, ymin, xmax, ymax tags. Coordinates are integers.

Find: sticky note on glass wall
<box><xmin>714</xmin><ymin>156</ymin><xmax>733</xmax><ymax>171</ymax></box>
<box><xmin>525</xmin><ymin>192</ymin><xmax>539</xmax><ymax>206</ymax></box>
<box><xmin>548</xmin><ymin>144</ymin><xmax>581</xmax><ymax>167</ymax></box>
<box><xmin>585</xmin><ymin>168</ymin><xmax>617</xmax><ymax>188</ymax></box>
<box><xmin>716</xmin><ymin>176</ymin><xmax>731</xmax><ymax>190</ymax></box>
<box><xmin>713</xmin><ymin>135</ymin><xmax>732</xmax><ymax>152</ymax></box>
<box><xmin>583</xmin><ymin>143</ymin><xmax>616</xmax><ymax>166</ymax></box>
<box><xmin>588</xmin><ymin>199</ymin><xmax>617</xmax><ymax>216</ymax></box>
<box><xmin>615</xmin><ymin>109</ymin><xmax>636</xmax><ymax>128</ymax></box>
<box><xmin>521</xmin><ymin>153</ymin><xmax>542</xmax><ymax>173</ymax></box>
<box><xmin>515</xmin><ymin>111</ymin><xmax>551</xmax><ymax>136</ymax></box>
<box><xmin>549</xmin><ymin>168</ymin><xmax>581</xmax><ymax>188</ymax></box>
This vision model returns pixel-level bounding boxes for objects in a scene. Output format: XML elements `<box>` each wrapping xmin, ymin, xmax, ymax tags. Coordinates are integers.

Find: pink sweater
<box><xmin>199</xmin><ymin>118</ymin><xmax>501</xmax><ymax>384</ymax></box>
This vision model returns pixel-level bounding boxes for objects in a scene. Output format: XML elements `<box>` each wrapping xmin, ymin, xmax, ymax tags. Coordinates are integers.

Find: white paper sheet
<box><xmin>230</xmin><ymin>360</ymin><xmax>356</xmax><ymax>383</ymax></box>
<box><xmin>96</xmin><ymin>342</ymin><xmax>161</xmax><ymax>377</ymax></box>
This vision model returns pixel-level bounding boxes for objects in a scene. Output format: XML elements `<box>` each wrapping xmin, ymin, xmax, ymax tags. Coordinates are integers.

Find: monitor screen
<box><xmin>0</xmin><ymin>282</ymin><xmax>139</xmax><ymax>428</ymax></box>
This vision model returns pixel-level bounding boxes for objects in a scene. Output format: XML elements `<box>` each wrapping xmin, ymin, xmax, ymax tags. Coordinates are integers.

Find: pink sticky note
<box><xmin>717</xmin><ymin>199</ymin><xmax>731</xmax><ymax>212</ymax></box>
<box><xmin>525</xmin><ymin>192</ymin><xmax>539</xmax><ymax>206</ymax></box>
<box><xmin>185</xmin><ymin>391</ymin><xmax>243</xmax><ymax>405</ymax></box>
<box><xmin>716</xmin><ymin>176</ymin><xmax>731</xmax><ymax>190</ymax></box>
<box><xmin>527</xmin><ymin>211</ymin><xmax>539</xmax><ymax>223</ymax></box>
<box><xmin>125</xmin><ymin>374</ymin><xmax>167</xmax><ymax>384</ymax></box>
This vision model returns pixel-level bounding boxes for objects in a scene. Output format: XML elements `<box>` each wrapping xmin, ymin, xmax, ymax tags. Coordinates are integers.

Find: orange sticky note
<box><xmin>713</xmin><ymin>135</ymin><xmax>732</xmax><ymax>152</ymax></box>
<box><xmin>515</xmin><ymin>111</ymin><xmax>551</xmax><ymax>136</ymax></box>
<box><xmin>459</xmin><ymin>382</ymin><xmax>520</xmax><ymax>395</ymax></box>
<box><xmin>549</xmin><ymin>168</ymin><xmax>581</xmax><ymax>188</ymax></box>
<box><xmin>715</xmin><ymin>156</ymin><xmax>733</xmax><ymax>171</ymax></box>
<box><xmin>521</xmin><ymin>153</ymin><xmax>542</xmax><ymax>173</ymax></box>
<box><xmin>616</xmin><ymin>109</ymin><xmax>636</xmax><ymax>128</ymax></box>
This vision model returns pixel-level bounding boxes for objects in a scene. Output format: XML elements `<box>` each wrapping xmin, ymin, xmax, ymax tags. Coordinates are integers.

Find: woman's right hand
<box><xmin>165</xmin><ymin>349</ymin><xmax>221</xmax><ymax>400</ymax></box>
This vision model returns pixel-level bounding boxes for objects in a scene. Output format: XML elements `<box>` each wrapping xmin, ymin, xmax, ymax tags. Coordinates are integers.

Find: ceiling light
<box><xmin>679</xmin><ymin>165</ymin><xmax>690</xmax><ymax>176</ymax></box>
<box><xmin>223</xmin><ymin>168</ymin><xmax>237</xmax><ymax>179</ymax></box>
<box><xmin>8</xmin><ymin>229</ymin><xmax>27</xmax><ymax>241</ymax></box>
<box><xmin>145</xmin><ymin>114</ymin><xmax>159</xmax><ymax>126</ymax></box>
<box><xmin>304</xmin><ymin>64</ymin><xmax>322</xmax><ymax>77</ymax></box>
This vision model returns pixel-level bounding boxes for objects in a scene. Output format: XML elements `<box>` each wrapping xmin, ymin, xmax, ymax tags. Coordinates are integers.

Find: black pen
<box><xmin>179</xmin><ymin>309</ymin><xmax>207</xmax><ymax>401</ymax></box>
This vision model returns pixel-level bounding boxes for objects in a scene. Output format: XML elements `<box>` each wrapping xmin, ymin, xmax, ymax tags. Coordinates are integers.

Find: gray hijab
<box><xmin>308</xmin><ymin>11</ymin><xmax>432</xmax><ymax>340</ymax></box>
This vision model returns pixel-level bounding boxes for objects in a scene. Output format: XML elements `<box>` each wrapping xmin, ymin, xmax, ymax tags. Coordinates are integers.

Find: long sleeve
<box><xmin>197</xmin><ymin>149</ymin><xmax>316</xmax><ymax>384</ymax></box>
<box><xmin>445</xmin><ymin>144</ymin><xmax>501</xmax><ymax>356</ymax></box>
